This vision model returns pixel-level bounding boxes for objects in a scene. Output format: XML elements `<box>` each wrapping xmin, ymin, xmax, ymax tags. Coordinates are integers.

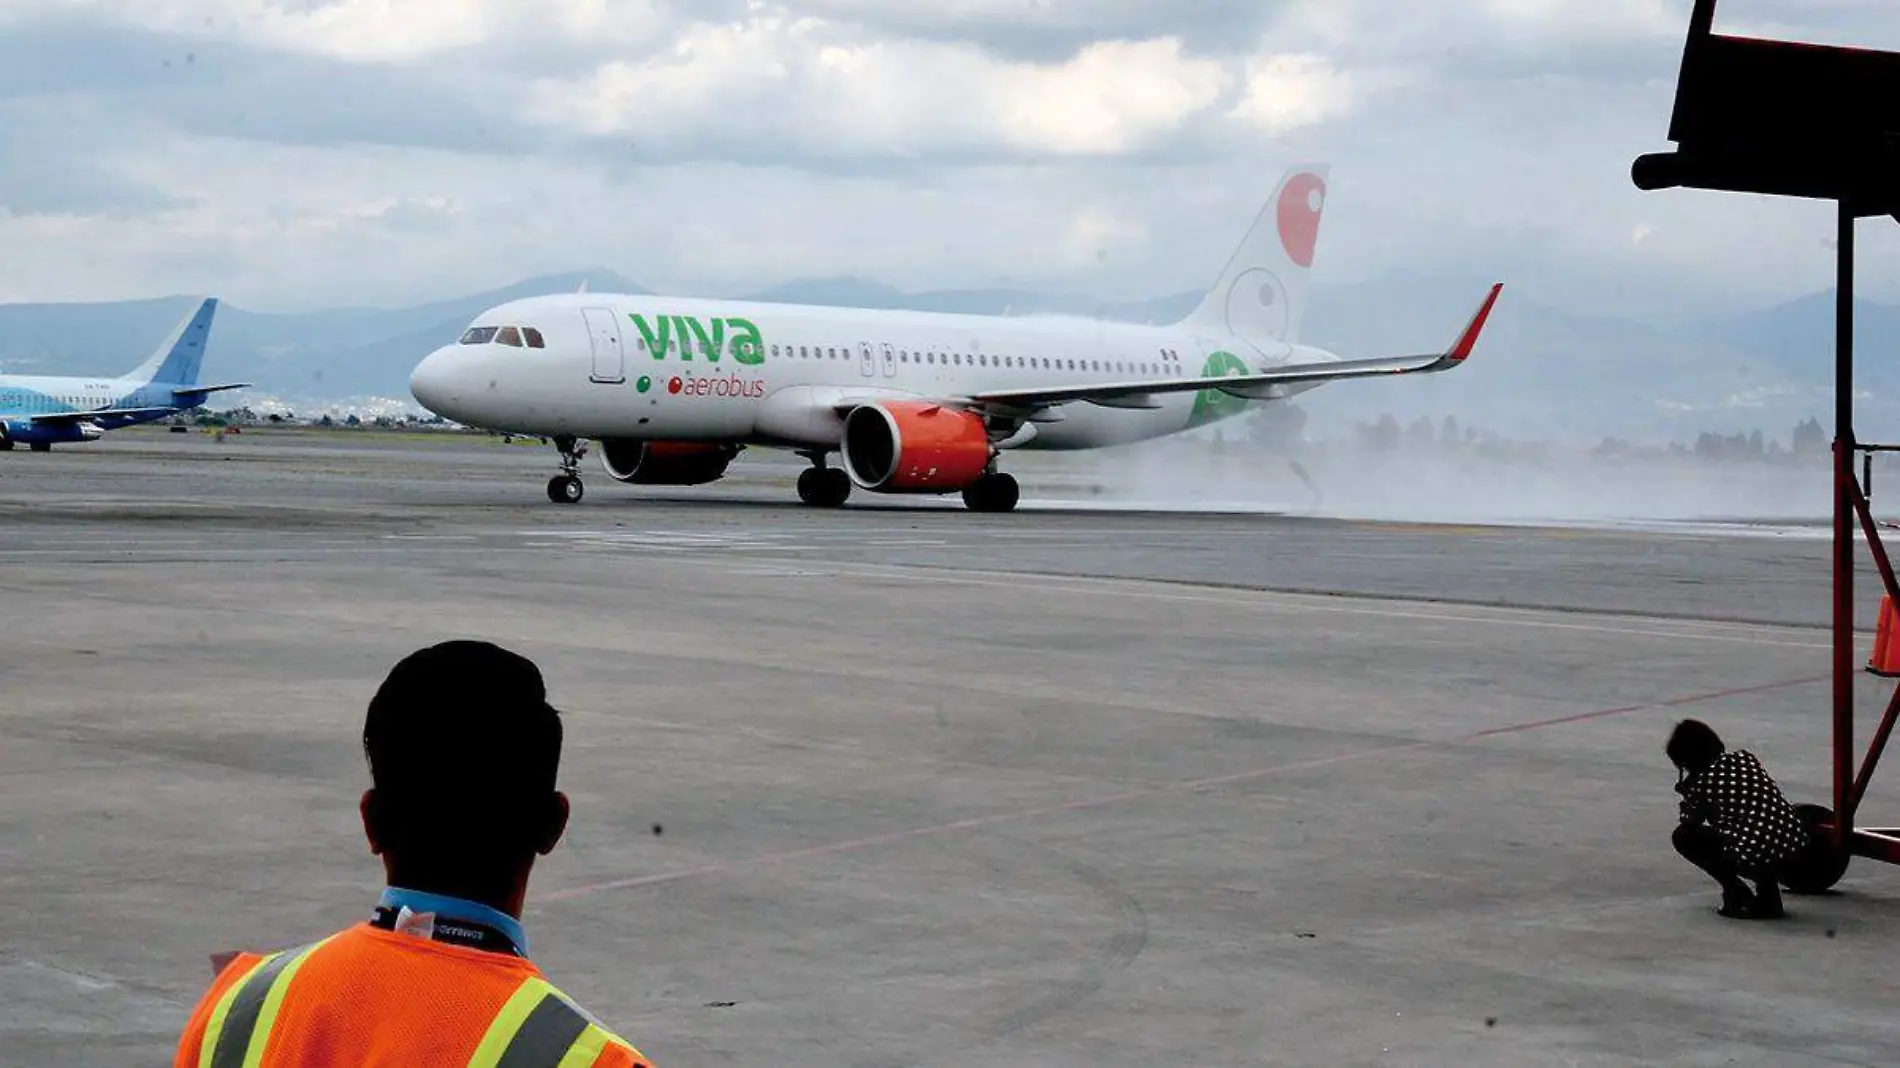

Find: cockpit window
<box><xmin>459</xmin><ymin>326</ymin><xmax>499</xmax><ymax>345</ymax></box>
<box><xmin>496</xmin><ymin>326</ymin><xmax>524</xmax><ymax>347</ymax></box>
<box><xmin>523</xmin><ymin>327</ymin><xmax>546</xmax><ymax>349</ymax></box>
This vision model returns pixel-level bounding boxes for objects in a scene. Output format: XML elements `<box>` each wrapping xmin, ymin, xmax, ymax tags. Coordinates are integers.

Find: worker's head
<box><xmin>360</xmin><ymin>641</ymin><xmax>570</xmax><ymax>906</ymax></box>
<box><xmin>1666</xmin><ymin>718</ymin><xmax>1726</xmax><ymax>775</ymax></box>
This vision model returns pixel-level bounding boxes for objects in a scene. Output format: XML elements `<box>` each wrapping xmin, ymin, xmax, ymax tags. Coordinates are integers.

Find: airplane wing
<box><xmin>964</xmin><ymin>284</ymin><xmax>1501</xmax><ymax>414</ymax></box>
<box><xmin>172</xmin><ymin>383</ymin><xmax>250</xmax><ymax>397</ymax></box>
<box><xmin>26</xmin><ymin>406</ymin><xmax>180</xmax><ymax>424</ymax></box>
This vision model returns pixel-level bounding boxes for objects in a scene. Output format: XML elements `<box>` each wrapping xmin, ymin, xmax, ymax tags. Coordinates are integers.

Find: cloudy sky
<box><xmin>1</xmin><ymin>0</ymin><xmax>1898</xmax><ymax>320</ymax></box>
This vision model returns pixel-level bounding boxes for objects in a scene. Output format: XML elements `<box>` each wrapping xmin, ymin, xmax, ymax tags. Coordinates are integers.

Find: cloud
<box><xmin>792</xmin><ymin>0</ymin><xmax>1286</xmax><ymax>60</ymax></box>
<box><xmin>0</xmin><ymin>0</ymin><xmax>1894</xmax><ymax>324</ymax></box>
<box><xmin>1230</xmin><ymin>54</ymin><xmax>1355</xmax><ymax>134</ymax></box>
<box><xmin>526</xmin><ymin>18</ymin><xmax>1232</xmax><ymax>159</ymax></box>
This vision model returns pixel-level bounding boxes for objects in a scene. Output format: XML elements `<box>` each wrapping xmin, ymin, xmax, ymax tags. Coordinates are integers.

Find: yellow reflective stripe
<box><xmin>553</xmin><ymin>1024</ymin><xmax>614</xmax><ymax>1068</ymax></box>
<box><xmin>198</xmin><ymin>957</ymin><xmax>274</xmax><ymax>1068</ymax></box>
<box><xmin>237</xmin><ymin>938</ymin><xmax>331</xmax><ymax>1068</ymax></box>
<box><xmin>466</xmin><ymin>977</ymin><xmax>557</xmax><ymax>1068</ymax></box>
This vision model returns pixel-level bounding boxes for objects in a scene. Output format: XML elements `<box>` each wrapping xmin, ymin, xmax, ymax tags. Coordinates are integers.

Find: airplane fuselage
<box><xmin>0</xmin><ymin>375</ymin><xmax>200</xmax><ymax>443</ymax></box>
<box><xmin>414</xmin><ymin>293</ymin><xmax>1332</xmax><ymax>452</ymax></box>
<box><xmin>0</xmin><ymin>297</ymin><xmax>236</xmax><ymax>449</ymax></box>
<box><xmin>406</xmin><ymin>166</ymin><xmax>1497</xmax><ymax>511</ymax></box>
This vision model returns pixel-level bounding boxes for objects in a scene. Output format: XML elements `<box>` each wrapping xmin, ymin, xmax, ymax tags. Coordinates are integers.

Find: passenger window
<box><xmin>459</xmin><ymin>326</ymin><xmax>499</xmax><ymax>345</ymax></box>
<box><xmin>497</xmin><ymin>326</ymin><xmax>524</xmax><ymax>347</ymax></box>
<box><xmin>524</xmin><ymin>327</ymin><xmax>546</xmax><ymax>348</ymax></box>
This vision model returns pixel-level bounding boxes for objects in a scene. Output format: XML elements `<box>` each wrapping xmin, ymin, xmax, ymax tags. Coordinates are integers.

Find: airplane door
<box><xmin>880</xmin><ymin>342</ymin><xmax>897</xmax><ymax>377</ymax></box>
<box><xmin>858</xmin><ymin>341</ymin><xmax>876</xmax><ymax>378</ymax></box>
<box><xmin>583</xmin><ymin>306</ymin><xmax>625</xmax><ymax>384</ymax></box>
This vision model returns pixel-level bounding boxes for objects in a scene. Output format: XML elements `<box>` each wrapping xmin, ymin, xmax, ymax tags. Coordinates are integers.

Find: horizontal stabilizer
<box><xmin>172</xmin><ymin>383</ymin><xmax>250</xmax><ymax>397</ymax></box>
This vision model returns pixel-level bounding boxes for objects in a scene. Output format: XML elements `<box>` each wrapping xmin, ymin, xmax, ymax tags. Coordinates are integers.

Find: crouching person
<box><xmin>1668</xmin><ymin>718</ymin><xmax>1808</xmax><ymax>919</ymax></box>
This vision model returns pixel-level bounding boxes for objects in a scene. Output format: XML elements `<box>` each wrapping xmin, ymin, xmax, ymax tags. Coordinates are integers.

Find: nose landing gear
<box><xmin>547</xmin><ymin>435</ymin><xmax>587</xmax><ymax>504</ymax></box>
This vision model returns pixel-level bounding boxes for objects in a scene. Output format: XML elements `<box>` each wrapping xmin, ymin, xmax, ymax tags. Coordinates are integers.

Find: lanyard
<box><xmin>370</xmin><ymin>905</ymin><xmax>526</xmax><ymax>958</ymax></box>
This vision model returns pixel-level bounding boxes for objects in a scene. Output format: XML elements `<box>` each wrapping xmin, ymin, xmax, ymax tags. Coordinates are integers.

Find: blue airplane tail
<box><xmin>124</xmin><ymin>298</ymin><xmax>218</xmax><ymax>386</ymax></box>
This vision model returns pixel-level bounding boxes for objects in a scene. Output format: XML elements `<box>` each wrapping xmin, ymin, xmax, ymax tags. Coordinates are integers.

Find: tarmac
<box><xmin>2</xmin><ymin>428</ymin><xmax>1897</xmax><ymax>1067</ymax></box>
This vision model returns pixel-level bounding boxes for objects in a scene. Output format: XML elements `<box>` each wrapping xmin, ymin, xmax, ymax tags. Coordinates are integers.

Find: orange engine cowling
<box><xmin>600</xmin><ymin>439</ymin><xmax>741</xmax><ymax>485</ymax></box>
<box><xmin>841</xmin><ymin>401</ymin><xmax>992</xmax><ymax>493</ymax></box>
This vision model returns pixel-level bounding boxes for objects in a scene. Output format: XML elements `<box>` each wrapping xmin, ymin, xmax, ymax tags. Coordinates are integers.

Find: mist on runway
<box><xmin>1037</xmin><ymin>419</ymin><xmax>1839</xmax><ymax>528</ymax></box>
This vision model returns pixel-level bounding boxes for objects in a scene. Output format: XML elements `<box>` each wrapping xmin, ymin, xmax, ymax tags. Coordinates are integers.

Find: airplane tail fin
<box><xmin>1178</xmin><ymin>165</ymin><xmax>1330</xmax><ymax>348</ymax></box>
<box><xmin>125</xmin><ymin>297</ymin><xmax>219</xmax><ymax>386</ymax></box>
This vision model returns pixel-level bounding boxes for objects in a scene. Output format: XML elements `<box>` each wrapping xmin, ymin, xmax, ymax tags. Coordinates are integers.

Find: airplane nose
<box><xmin>410</xmin><ymin>346</ymin><xmax>460</xmax><ymax>415</ymax></box>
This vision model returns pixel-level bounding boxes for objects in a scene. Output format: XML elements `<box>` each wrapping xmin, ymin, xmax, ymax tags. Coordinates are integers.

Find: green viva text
<box><xmin>631</xmin><ymin>313</ymin><xmax>764</xmax><ymax>366</ymax></box>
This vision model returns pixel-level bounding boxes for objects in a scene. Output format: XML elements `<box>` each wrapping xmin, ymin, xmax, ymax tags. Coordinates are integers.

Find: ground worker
<box><xmin>1668</xmin><ymin>718</ymin><xmax>1809</xmax><ymax>920</ymax></box>
<box><xmin>173</xmin><ymin>640</ymin><xmax>651</xmax><ymax>1067</ymax></box>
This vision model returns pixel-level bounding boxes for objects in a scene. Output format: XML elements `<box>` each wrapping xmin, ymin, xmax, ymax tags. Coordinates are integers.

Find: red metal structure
<box><xmin>1633</xmin><ymin>0</ymin><xmax>1900</xmax><ymax>887</ymax></box>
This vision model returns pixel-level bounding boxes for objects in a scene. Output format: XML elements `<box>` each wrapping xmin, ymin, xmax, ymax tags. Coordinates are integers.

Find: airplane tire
<box><xmin>798</xmin><ymin>467</ymin><xmax>851</xmax><ymax>508</ymax></box>
<box><xmin>1781</xmin><ymin>803</ymin><xmax>1852</xmax><ymax>894</ymax></box>
<box><xmin>29</xmin><ymin>442</ymin><xmax>51</xmax><ymax>453</ymax></box>
<box><xmin>963</xmin><ymin>472</ymin><xmax>1019</xmax><ymax>514</ymax></box>
<box><xmin>0</xmin><ymin>439</ymin><xmax>13</xmax><ymax>450</ymax></box>
<box><xmin>547</xmin><ymin>475</ymin><xmax>584</xmax><ymax>504</ymax></box>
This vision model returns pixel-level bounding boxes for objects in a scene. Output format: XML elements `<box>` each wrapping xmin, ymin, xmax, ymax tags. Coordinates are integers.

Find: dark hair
<box><xmin>363</xmin><ymin>641</ymin><xmax>563</xmax><ymax>857</ymax></box>
<box><xmin>1666</xmin><ymin>718</ymin><xmax>1725</xmax><ymax>773</ymax></box>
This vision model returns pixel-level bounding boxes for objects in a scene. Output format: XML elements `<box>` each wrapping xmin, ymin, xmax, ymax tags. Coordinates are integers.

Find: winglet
<box><xmin>1445</xmin><ymin>283</ymin><xmax>1503</xmax><ymax>365</ymax></box>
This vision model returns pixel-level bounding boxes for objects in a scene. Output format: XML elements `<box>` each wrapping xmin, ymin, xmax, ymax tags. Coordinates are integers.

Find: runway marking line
<box><xmin>743</xmin><ymin>560</ymin><xmax>1838</xmax><ymax>650</ymax></box>
<box><xmin>539</xmin><ymin>673</ymin><xmax>1829</xmax><ymax>905</ymax></box>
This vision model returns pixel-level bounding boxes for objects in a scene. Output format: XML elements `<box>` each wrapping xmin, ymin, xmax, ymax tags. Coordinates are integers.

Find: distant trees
<box><xmin>1356</xmin><ymin>413</ymin><xmax>1403</xmax><ymax>452</ymax></box>
<box><xmin>1348</xmin><ymin>413</ymin><xmax>1503</xmax><ymax>456</ymax></box>
<box><xmin>1793</xmin><ymin>417</ymin><xmax>1826</xmax><ymax>455</ymax></box>
<box><xmin>1681</xmin><ymin>418</ymin><xmax>1832</xmax><ymax>463</ymax></box>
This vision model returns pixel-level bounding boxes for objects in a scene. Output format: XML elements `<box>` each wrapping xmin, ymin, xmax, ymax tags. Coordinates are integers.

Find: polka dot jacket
<box><xmin>1677</xmin><ymin>750</ymin><xmax>1809</xmax><ymax>871</ymax></box>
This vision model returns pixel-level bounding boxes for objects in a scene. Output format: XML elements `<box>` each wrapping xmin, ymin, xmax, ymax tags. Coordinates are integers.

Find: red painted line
<box><xmin>1467</xmin><ymin>674</ymin><xmax>1830</xmax><ymax>739</ymax></box>
<box><xmin>540</xmin><ymin>674</ymin><xmax>1831</xmax><ymax>904</ymax></box>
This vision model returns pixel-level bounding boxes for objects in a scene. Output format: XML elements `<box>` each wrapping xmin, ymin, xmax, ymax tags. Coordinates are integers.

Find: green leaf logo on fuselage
<box><xmin>629</xmin><ymin>313</ymin><xmax>765</xmax><ymax>366</ymax></box>
<box><xmin>1189</xmin><ymin>350</ymin><xmax>1252</xmax><ymax>429</ymax></box>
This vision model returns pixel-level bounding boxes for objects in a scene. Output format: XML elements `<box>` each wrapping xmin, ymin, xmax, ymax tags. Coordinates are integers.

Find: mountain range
<box><xmin>0</xmin><ymin>269</ymin><xmax>1887</xmax><ymax>444</ymax></box>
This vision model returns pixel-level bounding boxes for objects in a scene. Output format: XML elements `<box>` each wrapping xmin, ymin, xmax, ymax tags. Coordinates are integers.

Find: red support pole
<box><xmin>1850</xmin><ymin>685</ymin><xmax>1900</xmax><ymax>817</ymax></box>
<box><xmin>1835</xmin><ymin>198</ymin><xmax>1858</xmax><ymax>843</ymax></box>
<box><xmin>1851</xmin><ymin>480</ymin><xmax>1900</xmax><ymax>602</ymax></box>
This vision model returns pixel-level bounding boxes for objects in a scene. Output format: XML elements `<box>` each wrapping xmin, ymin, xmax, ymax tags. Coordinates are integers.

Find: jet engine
<box><xmin>1</xmin><ymin>419</ymin><xmax>102</xmax><ymax>447</ymax></box>
<box><xmin>600</xmin><ymin>439</ymin><xmax>741</xmax><ymax>485</ymax></box>
<box><xmin>840</xmin><ymin>401</ymin><xmax>993</xmax><ymax>493</ymax></box>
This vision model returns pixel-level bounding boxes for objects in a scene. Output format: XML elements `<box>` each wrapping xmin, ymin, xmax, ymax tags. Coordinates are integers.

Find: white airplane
<box><xmin>1</xmin><ymin>298</ymin><xmax>247</xmax><ymax>451</ymax></box>
<box><xmin>409</xmin><ymin>166</ymin><xmax>1500</xmax><ymax>511</ymax></box>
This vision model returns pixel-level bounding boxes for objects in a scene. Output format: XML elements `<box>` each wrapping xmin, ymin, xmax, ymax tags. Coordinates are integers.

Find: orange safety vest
<box><xmin>173</xmin><ymin>924</ymin><xmax>650</xmax><ymax>1067</ymax></box>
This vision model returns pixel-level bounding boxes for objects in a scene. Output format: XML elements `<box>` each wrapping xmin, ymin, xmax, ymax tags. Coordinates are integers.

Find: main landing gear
<box><xmin>546</xmin><ymin>435</ymin><xmax>586</xmax><ymax>505</ymax></box>
<box><xmin>796</xmin><ymin>452</ymin><xmax>852</xmax><ymax>508</ymax></box>
<box><xmin>962</xmin><ymin>471</ymin><xmax>1019</xmax><ymax>513</ymax></box>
